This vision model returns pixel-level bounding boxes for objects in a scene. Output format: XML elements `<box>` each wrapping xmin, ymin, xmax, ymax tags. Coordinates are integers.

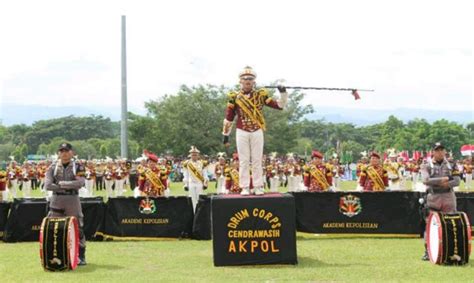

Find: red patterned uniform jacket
<box><xmin>225</xmin><ymin>88</ymin><xmax>281</xmax><ymax>132</ymax></box>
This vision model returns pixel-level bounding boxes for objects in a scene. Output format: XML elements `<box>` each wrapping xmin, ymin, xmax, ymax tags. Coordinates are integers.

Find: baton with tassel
<box><xmin>263</xmin><ymin>86</ymin><xmax>374</xmax><ymax>100</ymax></box>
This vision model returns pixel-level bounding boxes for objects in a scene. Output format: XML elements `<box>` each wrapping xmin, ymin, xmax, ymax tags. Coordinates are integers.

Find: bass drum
<box><xmin>427</xmin><ymin>211</ymin><xmax>471</xmax><ymax>265</ymax></box>
<box><xmin>39</xmin><ymin>216</ymin><xmax>79</xmax><ymax>271</ymax></box>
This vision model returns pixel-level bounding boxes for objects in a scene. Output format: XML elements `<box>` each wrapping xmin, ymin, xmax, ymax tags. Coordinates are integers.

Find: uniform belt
<box><xmin>50</xmin><ymin>207</ymin><xmax>65</xmax><ymax>213</ymax></box>
<box><xmin>54</xmin><ymin>190</ymin><xmax>78</xmax><ymax>195</ymax></box>
<box><xmin>428</xmin><ymin>188</ymin><xmax>452</xmax><ymax>194</ymax></box>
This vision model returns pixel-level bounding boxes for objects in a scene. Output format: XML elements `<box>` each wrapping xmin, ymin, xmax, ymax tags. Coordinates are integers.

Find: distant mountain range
<box><xmin>0</xmin><ymin>104</ymin><xmax>472</xmax><ymax>126</ymax></box>
<box><xmin>306</xmin><ymin>107</ymin><xmax>473</xmax><ymax>126</ymax></box>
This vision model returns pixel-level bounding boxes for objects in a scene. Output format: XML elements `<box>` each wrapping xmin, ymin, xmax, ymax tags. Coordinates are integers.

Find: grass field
<box><xmin>1</xmin><ymin>181</ymin><xmax>473</xmax><ymax>282</ymax></box>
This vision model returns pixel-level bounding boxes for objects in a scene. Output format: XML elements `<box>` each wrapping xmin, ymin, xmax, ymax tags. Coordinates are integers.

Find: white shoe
<box><xmin>240</xmin><ymin>188</ymin><xmax>250</xmax><ymax>195</ymax></box>
<box><xmin>255</xmin><ymin>187</ymin><xmax>264</xmax><ymax>195</ymax></box>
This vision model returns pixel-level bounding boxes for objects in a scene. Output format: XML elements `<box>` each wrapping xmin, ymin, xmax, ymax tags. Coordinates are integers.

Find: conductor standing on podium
<box><xmin>44</xmin><ymin>143</ymin><xmax>87</xmax><ymax>266</ymax></box>
<box><xmin>222</xmin><ymin>66</ymin><xmax>288</xmax><ymax>195</ymax></box>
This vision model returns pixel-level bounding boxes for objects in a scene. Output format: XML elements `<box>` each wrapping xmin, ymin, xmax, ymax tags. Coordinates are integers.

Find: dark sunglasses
<box><xmin>241</xmin><ymin>76</ymin><xmax>255</xmax><ymax>81</ymax></box>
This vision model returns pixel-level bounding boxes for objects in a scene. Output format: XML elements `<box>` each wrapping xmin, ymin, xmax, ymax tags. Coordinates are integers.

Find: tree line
<box><xmin>0</xmin><ymin>84</ymin><xmax>472</xmax><ymax>163</ymax></box>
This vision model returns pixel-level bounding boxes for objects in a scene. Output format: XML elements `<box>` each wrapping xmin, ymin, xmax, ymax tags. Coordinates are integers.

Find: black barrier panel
<box><xmin>292</xmin><ymin>191</ymin><xmax>423</xmax><ymax>235</ymax></box>
<box><xmin>212</xmin><ymin>193</ymin><xmax>297</xmax><ymax>266</ymax></box>
<box><xmin>456</xmin><ymin>192</ymin><xmax>474</xmax><ymax>228</ymax></box>
<box><xmin>4</xmin><ymin>198</ymin><xmax>48</xmax><ymax>242</ymax></box>
<box><xmin>192</xmin><ymin>195</ymin><xmax>212</xmax><ymax>240</ymax></box>
<box><xmin>0</xmin><ymin>202</ymin><xmax>11</xmax><ymax>239</ymax></box>
<box><xmin>81</xmin><ymin>197</ymin><xmax>106</xmax><ymax>240</ymax></box>
<box><xmin>100</xmin><ymin>196</ymin><xmax>194</xmax><ymax>239</ymax></box>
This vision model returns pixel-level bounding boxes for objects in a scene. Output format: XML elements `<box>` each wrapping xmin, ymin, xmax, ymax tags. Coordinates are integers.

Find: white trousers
<box><xmin>333</xmin><ymin>177</ymin><xmax>341</xmax><ymax>190</ymax></box>
<box><xmin>1</xmin><ymin>190</ymin><xmax>8</xmax><ymax>201</ymax></box>
<box><xmin>411</xmin><ymin>172</ymin><xmax>419</xmax><ymax>190</ymax></box>
<box><xmin>466</xmin><ymin>174</ymin><xmax>472</xmax><ymax>189</ymax></box>
<box><xmin>104</xmin><ymin>179</ymin><xmax>114</xmax><ymax>199</ymax></box>
<box><xmin>269</xmin><ymin>176</ymin><xmax>280</xmax><ymax>193</ymax></box>
<box><xmin>115</xmin><ymin>179</ymin><xmax>125</xmax><ymax>197</ymax></box>
<box><xmin>216</xmin><ymin>176</ymin><xmax>226</xmax><ymax>194</ymax></box>
<box><xmin>85</xmin><ymin>179</ymin><xmax>95</xmax><ymax>197</ymax></box>
<box><xmin>22</xmin><ymin>180</ymin><xmax>32</xmax><ymax>198</ymax></box>
<box><xmin>8</xmin><ymin>179</ymin><xmax>18</xmax><ymax>198</ymax></box>
<box><xmin>236</xmin><ymin>129</ymin><xmax>264</xmax><ymax>189</ymax></box>
<box><xmin>188</xmin><ymin>183</ymin><xmax>203</xmax><ymax>212</ymax></box>
<box><xmin>389</xmin><ymin>180</ymin><xmax>400</xmax><ymax>191</ymax></box>
<box><xmin>399</xmin><ymin>177</ymin><xmax>407</xmax><ymax>191</ymax></box>
<box><xmin>287</xmin><ymin>175</ymin><xmax>300</xmax><ymax>192</ymax></box>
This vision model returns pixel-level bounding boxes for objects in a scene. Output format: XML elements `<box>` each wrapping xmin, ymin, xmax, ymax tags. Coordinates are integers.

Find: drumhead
<box><xmin>67</xmin><ymin>217</ymin><xmax>79</xmax><ymax>270</ymax></box>
<box><xmin>461</xmin><ymin>212</ymin><xmax>472</xmax><ymax>256</ymax></box>
<box><xmin>427</xmin><ymin>212</ymin><xmax>442</xmax><ymax>264</ymax></box>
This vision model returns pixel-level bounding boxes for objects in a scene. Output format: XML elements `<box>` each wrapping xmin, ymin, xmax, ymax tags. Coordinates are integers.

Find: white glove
<box><xmin>277</xmin><ymin>89</ymin><xmax>288</xmax><ymax>108</ymax></box>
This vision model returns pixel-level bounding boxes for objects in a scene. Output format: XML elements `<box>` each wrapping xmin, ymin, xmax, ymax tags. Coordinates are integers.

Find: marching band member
<box><xmin>103</xmin><ymin>158</ymin><xmax>115</xmax><ymax>200</ymax></box>
<box><xmin>139</xmin><ymin>150</ymin><xmax>167</xmax><ymax>197</ymax></box>
<box><xmin>355</xmin><ymin>152</ymin><xmax>368</xmax><ymax>191</ymax></box>
<box><xmin>182</xmin><ymin>146</ymin><xmax>208</xmax><ymax>211</ymax></box>
<box><xmin>222</xmin><ymin>66</ymin><xmax>287</xmax><ymax>195</ymax></box>
<box><xmin>464</xmin><ymin>157</ymin><xmax>473</xmax><ymax>190</ymax></box>
<box><xmin>0</xmin><ymin>164</ymin><xmax>7</xmax><ymax>202</ymax></box>
<box><xmin>95</xmin><ymin>161</ymin><xmax>105</xmax><ymax>191</ymax></box>
<box><xmin>303</xmin><ymin>150</ymin><xmax>333</xmax><ymax>192</ymax></box>
<box><xmin>267</xmin><ymin>154</ymin><xmax>280</xmax><ymax>193</ymax></box>
<box><xmin>113</xmin><ymin>159</ymin><xmax>127</xmax><ymax>197</ymax></box>
<box><xmin>159</xmin><ymin>158</ymin><xmax>172</xmax><ymax>197</ymax></box>
<box><xmin>37</xmin><ymin>161</ymin><xmax>47</xmax><ymax>192</ymax></box>
<box><xmin>135</xmin><ymin>157</ymin><xmax>147</xmax><ymax>198</ymax></box>
<box><xmin>408</xmin><ymin>158</ymin><xmax>421</xmax><ymax>191</ymax></box>
<box><xmin>385</xmin><ymin>149</ymin><xmax>401</xmax><ymax>190</ymax></box>
<box><xmin>7</xmin><ymin>160</ymin><xmax>21</xmax><ymax>199</ymax></box>
<box><xmin>84</xmin><ymin>160</ymin><xmax>96</xmax><ymax>197</ymax></box>
<box><xmin>398</xmin><ymin>156</ymin><xmax>408</xmax><ymax>190</ymax></box>
<box><xmin>285</xmin><ymin>153</ymin><xmax>302</xmax><ymax>192</ymax></box>
<box><xmin>359</xmin><ymin>152</ymin><xmax>389</xmax><ymax>191</ymax></box>
<box><xmin>21</xmin><ymin>162</ymin><xmax>33</xmax><ymax>198</ymax></box>
<box><xmin>215</xmin><ymin>152</ymin><xmax>227</xmax><ymax>194</ymax></box>
<box><xmin>225</xmin><ymin>154</ymin><xmax>241</xmax><ymax>194</ymax></box>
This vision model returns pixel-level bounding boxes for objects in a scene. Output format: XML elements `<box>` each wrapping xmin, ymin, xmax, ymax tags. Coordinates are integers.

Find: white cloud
<box><xmin>0</xmin><ymin>0</ymin><xmax>472</xmax><ymax>115</ymax></box>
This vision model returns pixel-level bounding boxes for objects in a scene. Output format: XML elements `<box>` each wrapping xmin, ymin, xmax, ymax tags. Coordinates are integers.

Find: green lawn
<box><xmin>1</xmin><ymin>181</ymin><xmax>473</xmax><ymax>282</ymax></box>
<box><xmin>0</xmin><ymin>234</ymin><xmax>473</xmax><ymax>282</ymax></box>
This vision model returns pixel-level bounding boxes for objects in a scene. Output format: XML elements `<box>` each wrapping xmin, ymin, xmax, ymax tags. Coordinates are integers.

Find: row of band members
<box><xmin>1</xmin><ymin>148</ymin><xmax>473</xmax><ymax>205</ymax></box>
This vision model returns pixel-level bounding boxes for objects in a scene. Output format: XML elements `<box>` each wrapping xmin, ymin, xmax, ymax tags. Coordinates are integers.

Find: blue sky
<box><xmin>0</xmin><ymin>0</ymin><xmax>472</xmax><ymax>121</ymax></box>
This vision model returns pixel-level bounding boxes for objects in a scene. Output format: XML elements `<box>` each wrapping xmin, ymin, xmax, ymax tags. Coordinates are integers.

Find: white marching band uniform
<box><xmin>114</xmin><ymin>167</ymin><xmax>126</xmax><ymax>197</ymax></box>
<box><xmin>183</xmin><ymin>147</ymin><xmax>209</xmax><ymax>212</ymax></box>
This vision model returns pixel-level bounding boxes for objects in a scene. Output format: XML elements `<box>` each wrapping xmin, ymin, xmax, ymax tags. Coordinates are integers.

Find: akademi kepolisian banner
<box><xmin>81</xmin><ymin>197</ymin><xmax>106</xmax><ymax>240</ymax></box>
<box><xmin>211</xmin><ymin>193</ymin><xmax>297</xmax><ymax>266</ymax></box>
<box><xmin>4</xmin><ymin>198</ymin><xmax>48</xmax><ymax>242</ymax></box>
<box><xmin>98</xmin><ymin>196</ymin><xmax>194</xmax><ymax>239</ymax></box>
<box><xmin>291</xmin><ymin>191</ymin><xmax>423</xmax><ymax>236</ymax></box>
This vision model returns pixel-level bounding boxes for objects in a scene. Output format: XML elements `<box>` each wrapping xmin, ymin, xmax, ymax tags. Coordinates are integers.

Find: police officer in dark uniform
<box><xmin>420</xmin><ymin>142</ymin><xmax>460</xmax><ymax>260</ymax></box>
<box><xmin>44</xmin><ymin>143</ymin><xmax>87</xmax><ymax>265</ymax></box>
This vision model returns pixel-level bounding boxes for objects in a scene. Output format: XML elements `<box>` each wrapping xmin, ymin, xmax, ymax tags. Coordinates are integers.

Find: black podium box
<box><xmin>211</xmin><ymin>193</ymin><xmax>297</xmax><ymax>266</ymax></box>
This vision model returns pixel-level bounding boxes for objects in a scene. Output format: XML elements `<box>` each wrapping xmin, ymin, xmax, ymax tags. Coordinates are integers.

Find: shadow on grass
<box><xmin>74</xmin><ymin>263</ymin><xmax>123</xmax><ymax>273</ymax></box>
<box><xmin>298</xmin><ymin>256</ymin><xmax>369</xmax><ymax>268</ymax></box>
<box><xmin>222</xmin><ymin>256</ymin><xmax>368</xmax><ymax>269</ymax></box>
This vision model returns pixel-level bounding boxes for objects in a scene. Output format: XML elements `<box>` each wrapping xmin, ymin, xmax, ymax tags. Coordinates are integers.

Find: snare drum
<box><xmin>39</xmin><ymin>217</ymin><xmax>79</xmax><ymax>271</ymax></box>
<box><xmin>426</xmin><ymin>211</ymin><xmax>471</xmax><ymax>265</ymax></box>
